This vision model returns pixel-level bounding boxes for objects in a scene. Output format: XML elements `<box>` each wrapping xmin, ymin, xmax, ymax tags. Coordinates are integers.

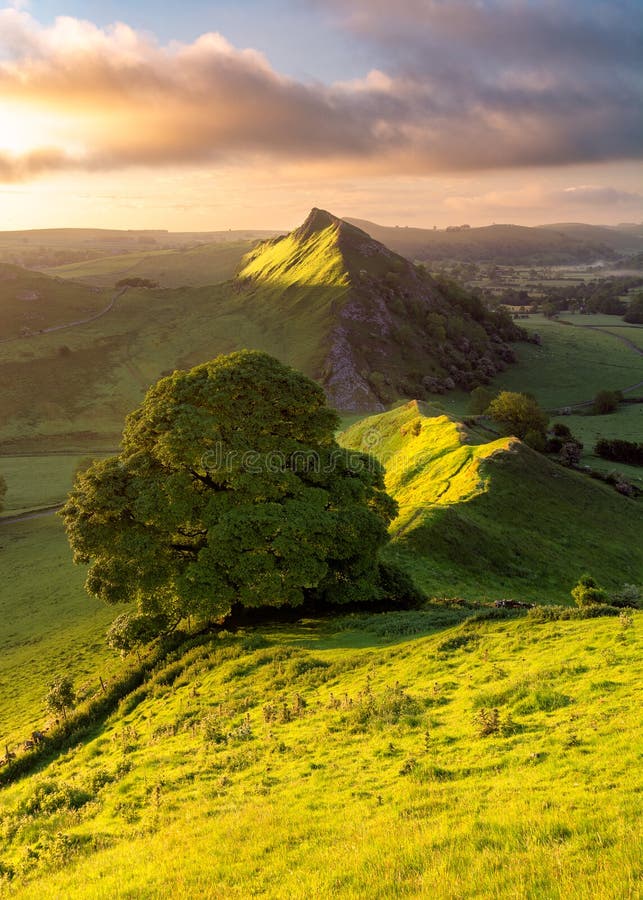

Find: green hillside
<box><xmin>0</xmin><ymin>516</ymin><xmax>125</xmax><ymax>748</ymax></box>
<box><xmin>340</xmin><ymin>402</ymin><xmax>643</xmax><ymax>601</ymax></box>
<box><xmin>0</xmin><ymin>210</ymin><xmax>525</xmax><ymax>449</ymax></box>
<box><xmin>346</xmin><ymin>219</ymin><xmax>617</xmax><ymax>265</ymax></box>
<box><xmin>0</xmin><ymin>608</ymin><xmax>640</xmax><ymax>898</ymax></box>
<box><xmin>0</xmin><ymin>265</ymin><xmax>108</xmax><ymax>341</ymax></box>
<box><xmin>44</xmin><ymin>241</ymin><xmax>258</xmax><ymax>289</ymax></box>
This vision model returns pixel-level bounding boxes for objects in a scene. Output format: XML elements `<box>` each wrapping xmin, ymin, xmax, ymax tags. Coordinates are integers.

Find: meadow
<box><xmin>0</xmin><ymin>608</ymin><xmax>639</xmax><ymax>898</ymax></box>
<box><xmin>0</xmin><ymin>516</ymin><xmax>124</xmax><ymax>748</ymax></box>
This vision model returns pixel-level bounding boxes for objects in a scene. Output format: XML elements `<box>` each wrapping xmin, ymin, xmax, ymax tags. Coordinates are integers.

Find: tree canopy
<box><xmin>61</xmin><ymin>351</ymin><xmax>398</xmax><ymax>633</ymax></box>
<box><xmin>487</xmin><ymin>391</ymin><xmax>548</xmax><ymax>444</ymax></box>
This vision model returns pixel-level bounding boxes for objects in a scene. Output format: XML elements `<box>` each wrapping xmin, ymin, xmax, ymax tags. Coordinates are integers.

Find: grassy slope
<box><xmin>0</xmin><ymin>223</ymin><xmax>351</xmax><ymax>449</ymax></box>
<box><xmin>0</xmin><ymin>517</ymin><xmax>125</xmax><ymax>747</ymax></box>
<box><xmin>340</xmin><ymin>402</ymin><xmax>643</xmax><ymax>601</ymax></box>
<box><xmin>490</xmin><ymin>316</ymin><xmax>643</xmax><ymax>408</ymax></box>
<box><xmin>0</xmin><ymin>611</ymin><xmax>640</xmax><ymax>898</ymax></box>
<box><xmin>235</xmin><ymin>221</ymin><xmax>350</xmax><ymax>375</ymax></box>
<box><xmin>0</xmin><ymin>456</ymin><xmax>113</xmax><ymax>516</ymax></box>
<box><xmin>0</xmin><ymin>266</ymin><xmax>108</xmax><ymax>340</ymax></box>
<box><xmin>0</xmin><ymin>278</ymin><xmax>334</xmax><ymax>449</ymax></box>
<box><xmin>43</xmin><ymin>241</ymin><xmax>256</xmax><ymax>289</ymax></box>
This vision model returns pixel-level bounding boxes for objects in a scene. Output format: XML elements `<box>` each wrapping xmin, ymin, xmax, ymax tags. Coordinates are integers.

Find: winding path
<box><xmin>0</xmin><ymin>505</ymin><xmax>63</xmax><ymax>526</ymax></box>
<box><xmin>0</xmin><ymin>287</ymin><xmax>127</xmax><ymax>345</ymax></box>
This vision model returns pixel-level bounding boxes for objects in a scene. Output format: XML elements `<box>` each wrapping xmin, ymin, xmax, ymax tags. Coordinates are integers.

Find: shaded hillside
<box><xmin>340</xmin><ymin>402</ymin><xmax>643</xmax><ymax>600</ymax></box>
<box><xmin>237</xmin><ymin>209</ymin><xmax>524</xmax><ymax>409</ymax></box>
<box><xmin>538</xmin><ymin>223</ymin><xmax>643</xmax><ymax>255</ymax></box>
<box><xmin>346</xmin><ymin>218</ymin><xmax>617</xmax><ymax>264</ymax></box>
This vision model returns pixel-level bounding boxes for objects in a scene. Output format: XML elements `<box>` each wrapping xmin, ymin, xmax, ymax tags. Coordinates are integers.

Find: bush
<box><xmin>610</xmin><ymin>584</ymin><xmax>641</xmax><ymax>609</ymax></box>
<box><xmin>595</xmin><ymin>438</ymin><xmax>643</xmax><ymax>466</ymax></box>
<box><xmin>571</xmin><ymin>574</ymin><xmax>609</xmax><ymax>608</ymax></box>
<box><xmin>593</xmin><ymin>390</ymin><xmax>621</xmax><ymax>415</ymax></box>
<box><xmin>487</xmin><ymin>391</ymin><xmax>548</xmax><ymax>442</ymax></box>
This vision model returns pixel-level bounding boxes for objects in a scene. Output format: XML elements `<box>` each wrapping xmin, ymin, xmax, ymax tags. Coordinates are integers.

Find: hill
<box><xmin>0</xmin><ymin>210</ymin><xmax>524</xmax><ymax>449</ymax></box>
<box><xmin>0</xmin><ymin>264</ymin><xmax>109</xmax><ymax>341</ymax></box>
<box><xmin>237</xmin><ymin>208</ymin><xmax>523</xmax><ymax>409</ymax></box>
<box><xmin>0</xmin><ymin>228</ymin><xmax>279</xmax><ymax>270</ymax></box>
<box><xmin>538</xmin><ymin>223</ymin><xmax>643</xmax><ymax>255</ymax></box>
<box><xmin>42</xmin><ymin>240</ymin><xmax>259</xmax><ymax>289</ymax></box>
<box><xmin>340</xmin><ymin>402</ymin><xmax>643</xmax><ymax>601</ymax></box>
<box><xmin>345</xmin><ymin>219</ymin><xmax>617</xmax><ymax>265</ymax></box>
<box><xmin>0</xmin><ymin>604</ymin><xmax>639</xmax><ymax>898</ymax></box>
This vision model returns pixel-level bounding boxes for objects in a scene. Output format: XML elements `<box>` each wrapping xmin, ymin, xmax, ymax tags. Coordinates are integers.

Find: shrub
<box><xmin>593</xmin><ymin>390</ymin><xmax>621</xmax><ymax>415</ymax></box>
<box><xmin>595</xmin><ymin>438</ymin><xmax>643</xmax><ymax>466</ymax></box>
<box><xmin>610</xmin><ymin>584</ymin><xmax>641</xmax><ymax>609</ymax></box>
<box><xmin>44</xmin><ymin>676</ymin><xmax>76</xmax><ymax>720</ymax></box>
<box><xmin>571</xmin><ymin>574</ymin><xmax>609</xmax><ymax>608</ymax></box>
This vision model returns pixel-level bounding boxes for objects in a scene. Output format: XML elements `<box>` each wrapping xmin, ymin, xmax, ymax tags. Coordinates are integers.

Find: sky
<box><xmin>0</xmin><ymin>0</ymin><xmax>642</xmax><ymax>230</ymax></box>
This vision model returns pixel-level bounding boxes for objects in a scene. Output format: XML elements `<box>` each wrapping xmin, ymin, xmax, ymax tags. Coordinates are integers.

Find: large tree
<box><xmin>487</xmin><ymin>391</ymin><xmax>548</xmax><ymax>445</ymax></box>
<box><xmin>61</xmin><ymin>351</ymin><xmax>398</xmax><ymax>631</ymax></box>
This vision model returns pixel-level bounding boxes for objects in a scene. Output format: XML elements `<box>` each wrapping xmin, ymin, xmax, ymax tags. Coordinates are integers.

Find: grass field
<box><xmin>489</xmin><ymin>316</ymin><xmax>643</xmax><ymax>409</ymax></box>
<box><xmin>0</xmin><ymin>516</ymin><xmax>125</xmax><ymax>748</ymax></box>
<box><xmin>0</xmin><ymin>265</ymin><xmax>108</xmax><ymax>341</ymax></box>
<box><xmin>0</xmin><ymin>277</ymin><xmax>341</xmax><ymax>449</ymax></box>
<box><xmin>0</xmin><ymin>609</ymin><xmax>639</xmax><ymax>898</ymax></box>
<box><xmin>0</xmin><ymin>455</ymin><xmax>114</xmax><ymax>516</ymax></box>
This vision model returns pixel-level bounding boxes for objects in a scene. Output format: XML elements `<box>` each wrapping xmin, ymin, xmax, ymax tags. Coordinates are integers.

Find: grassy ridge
<box><xmin>0</xmin><ymin>611</ymin><xmax>640</xmax><ymax>897</ymax></box>
<box><xmin>340</xmin><ymin>402</ymin><xmax>643</xmax><ymax>600</ymax></box>
<box><xmin>0</xmin><ymin>278</ymin><xmax>336</xmax><ymax>448</ymax></box>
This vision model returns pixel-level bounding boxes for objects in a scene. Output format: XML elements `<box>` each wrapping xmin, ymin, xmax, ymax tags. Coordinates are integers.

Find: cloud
<box><xmin>0</xmin><ymin>3</ymin><xmax>641</xmax><ymax>182</ymax></box>
<box><xmin>556</xmin><ymin>185</ymin><xmax>643</xmax><ymax>207</ymax></box>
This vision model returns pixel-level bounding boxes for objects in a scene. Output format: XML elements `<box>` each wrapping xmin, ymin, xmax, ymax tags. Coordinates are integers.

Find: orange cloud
<box><xmin>0</xmin><ymin>7</ymin><xmax>641</xmax><ymax>183</ymax></box>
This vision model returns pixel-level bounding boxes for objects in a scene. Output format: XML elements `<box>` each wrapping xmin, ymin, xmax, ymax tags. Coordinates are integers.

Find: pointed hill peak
<box><xmin>293</xmin><ymin>208</ymin><xmax>372</xmax><ymax>245</ymax></box>
<box><xmin>294</xmin><ymin>208</ymin><xmax>340</xmax><ymax>240</ymax></box>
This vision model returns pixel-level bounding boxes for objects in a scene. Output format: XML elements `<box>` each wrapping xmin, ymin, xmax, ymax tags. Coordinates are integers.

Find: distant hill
<box><xmin>345</xmin><ymin>218</ymin><xmax>618</xmax><ymax>264</ymax></box>
<box><xmin>340</xmin><ymin>401</ymin><xmax>643</xmax><ymax>600</ymax></box>
<box><xmin>0</xmin><ymin>227</ymin><xmax>280</xmax><ymax>270</ymax></box>
<box><xmin>537</xmin><ymin>223</ymin><xmax>643</xmax><ymax>254</ymax></box>
<box><xmin>0</xmin><ymin>209</ymin><xmax>524</xmax><ymax>448</ymax></box>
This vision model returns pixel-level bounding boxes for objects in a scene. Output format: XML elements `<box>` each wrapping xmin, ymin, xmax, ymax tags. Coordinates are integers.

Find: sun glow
<box><xmin>0</xmin><ymin>102</ymin><xmax>79</xmax><ymax>157</ymax></box>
